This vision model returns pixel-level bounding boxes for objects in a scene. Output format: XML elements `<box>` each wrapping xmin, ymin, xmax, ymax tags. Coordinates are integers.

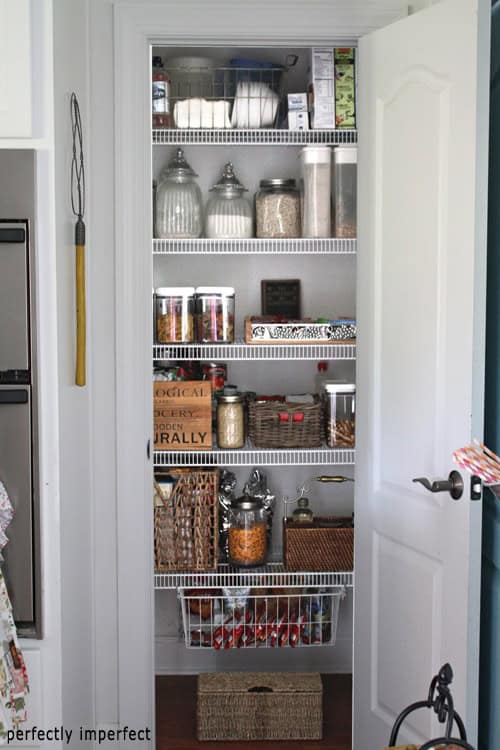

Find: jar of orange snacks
<box><xmin>228</xmin><ymin>496</ymin><xmax>267</xmax><ymax>568</ymax></box>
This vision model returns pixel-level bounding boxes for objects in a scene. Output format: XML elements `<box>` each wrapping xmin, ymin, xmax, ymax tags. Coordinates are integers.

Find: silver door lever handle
<box><xmin>412</xmin><ymin>470</ymin><xmax>464</xmax><ymax>500</ymax></box>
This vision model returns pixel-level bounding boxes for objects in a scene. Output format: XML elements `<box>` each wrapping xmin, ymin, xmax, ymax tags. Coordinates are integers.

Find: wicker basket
<box><xmin>283</xmin><ymin>517</ymin><xmax>354</xmax><ymax>571</ymax></box>
<box><xmin>248</xmin><ymin>398</ymin><xmax>323</xmax><ymax>448</ymax></box>
<box><xmin>154</xmin><ymin>469</ymin><xmax>218</xmax><ymax>572</ymax></box>
<box><xmin>197</xmin><ymin>672</ymin><xmax>322</xmax><ymax>741</ymax></box>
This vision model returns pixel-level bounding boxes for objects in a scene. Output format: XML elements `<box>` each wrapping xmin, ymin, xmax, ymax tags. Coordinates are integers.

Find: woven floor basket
<box><xmin>248</xmin><ymin>399</ymin><xmax>323</xmax><ymax>448</ymax></box>
<box><xmin>154</xmin><ymin>469</ymin><xmax>218</xmax><ymax>572</ymax></box>
<box><xmin>283</xmin><ymin>517</ymin><xmax>354</xmax><ymax>571</ymax></box>
<box><xmin>197</xmin><ymin>672</ymin><xmax>323</xmax><ymax>741</ymax></box>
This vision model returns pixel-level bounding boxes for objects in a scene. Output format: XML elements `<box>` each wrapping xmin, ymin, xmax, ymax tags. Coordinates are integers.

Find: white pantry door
<box><xmin>354</xmin><ymin>0</ymin><xmax>489</xmax><ymax>748</ymax></box>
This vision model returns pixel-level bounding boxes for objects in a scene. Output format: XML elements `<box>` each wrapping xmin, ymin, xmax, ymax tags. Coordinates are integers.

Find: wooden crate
<box><xmin>153</xmin><ymin>380</ymin><xmax>212</xmax><ymax>450</ymax></box>
<box><xmin>283</xmin><ymin>517</ymin><xmax>354</xmax><ymax>571</ymax></box>
<box><xmin>197</xmin><ymin>672</ymin><xmax>322</xmax><ymax>741</ymax></box>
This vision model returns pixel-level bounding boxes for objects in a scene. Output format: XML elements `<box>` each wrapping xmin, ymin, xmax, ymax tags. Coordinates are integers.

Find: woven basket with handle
<box><xmin>248</xmin><ymin>398</ymin><xmax>322</xmax><ymax>448</ymax></box>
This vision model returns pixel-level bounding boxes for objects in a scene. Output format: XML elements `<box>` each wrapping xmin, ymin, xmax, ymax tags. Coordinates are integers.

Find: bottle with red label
<box><xmin>152</xmin><ymin>56</ymin><xmax>170</xmax><ymax>128</ymax></box>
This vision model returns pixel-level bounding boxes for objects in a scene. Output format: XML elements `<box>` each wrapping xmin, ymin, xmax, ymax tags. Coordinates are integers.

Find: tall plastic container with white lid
<box><xmin>323</xmin><ymin>381</ymin><xmax>355</xmax><ymax>447</ymax></box>
<box><xmin>333</xmin><ymin>147</ymin><xmax>357</xmax><ymax>238</ymax></box>
<box><xmin>300</xmin><ymin>146</ymin><xmax>332</xmax><ymax>238</ymax></box>
<box><xmin>155</xmin><ymin>287</ymin><xmax>196</xmax><ymax>343</ymax></box>
<box><xmin>196</xmin><ymin>286</ymin><xmax>235</xmax><ymax>343</ymax></box>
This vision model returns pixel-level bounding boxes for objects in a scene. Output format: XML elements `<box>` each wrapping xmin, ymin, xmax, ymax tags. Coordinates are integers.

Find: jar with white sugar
<box><xmin>300</xmin><ymin>146</ymin><xmax>332</xmax><ymax>238</ymax></box>
<box><xmin>205</xmin><ymin>163</ymin><xmax>253</xmax><ymax>239</ymax></box>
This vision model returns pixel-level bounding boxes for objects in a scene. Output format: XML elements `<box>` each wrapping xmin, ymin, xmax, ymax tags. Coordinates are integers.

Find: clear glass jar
<box><xmin>216</xmin><ymin>393</ymin><xmax>245</xmax><ymax>449</ymax></box>
<box><xmin>205</xmin><ymin>163</ymin><xmax>253</xmax><ymax>239</ymax></box>
<box><xmin>333</xmin><ymin>147</ymin><xmax>357</xmax><ymax>238</ymax></box>
<box><xmin>196</xmin><ymin>286</ymin><xmax>235</xmax><ymax>343</ymax></box>
<box><xmin>156</xmin><ymin>148</ymin><xmax>203</xmax><ymax>239</ymax></box>
<box><xmin>255</xmin><ymin>179</ymin><xmax>301</xmax><ymax>239</ymax></box>
<box><xmin>228</xmin><ymin>496</ymin><xmax>267</xmax><ymax>567</ymax></box>
<box><xmin>323</xmin><ymin>382</ymin><xmax>355</xmax><ymax>447</ymax></box>
<box><xmin>300</xmin><ymin>146</ymin><xmax>332</xmax><ymax>238</ymax></box>
<box><xmin>155</xmin><ymin>286</ymin><xmax>195</xmax><ymax>343</ymax></box>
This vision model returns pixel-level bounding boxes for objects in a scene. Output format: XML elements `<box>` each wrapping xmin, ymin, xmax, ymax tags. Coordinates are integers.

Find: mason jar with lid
<box><xmin>228</xmin><ymin>496</ymin><xmax>267</xmax><ymax>567</ymax></box>
<box><xmin>205</xmin><ymin>162</ymin><xmax>253</xmax><ymax>239</ymax></box>
<box><xmin>196</xmin><ymin>287</ymin><xmax>235</xmax><ymax>343</ymax></box>
<box><xmin>155</xmin><ymin>287</ymin><xmax>195</xmax><ymax>343</ymax></box>
<box><xmin>216</xmin><ymin>393</ymin><xmax>245</xmax><ymax>449</ymax></box>
<box><xmin>255</xmin><ymin>179</ymin><xmax>301</xmax><ymax>239</ymax></box>
<box><xmin>323</xmin><ymin>382</ymin><xmax>355</xmax><ymax>447</ymax></box>
<box><xmin>156</xmin><ymin>148</ymin><xmax>203</xmax><ymax>239</ymax></box>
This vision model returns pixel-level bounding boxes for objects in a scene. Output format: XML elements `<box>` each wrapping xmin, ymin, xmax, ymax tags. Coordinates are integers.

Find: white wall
<box><xmin>53</xmin><ymin>0</ymin><xmax>94</xmax><ymax>740</ymax></box>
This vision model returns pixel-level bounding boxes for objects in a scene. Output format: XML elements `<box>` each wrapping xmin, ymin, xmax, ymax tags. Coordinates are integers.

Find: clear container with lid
<box><xmin>216</xmin><ymin>393</ymin><xmax>245</xmax><ymax>449</ymax></box>
<box><xmin>228</xmin><ymin>496</ymin><xmax>267</xmax><ymax>567</ymax></box>
<box><xmin>323</xmin><ymin>382</ymin><xmax>355</xmax><ymax>447</ymax></box>
<box><xmin>300</xmin><ymin>146</ymin><xmax>332</xmax><ymax>238</ymax></box>
<box><xmin>205</xmin><ymin>163</ymin><xmax>253</xmax><ymax>239</ymax></box>
<box><xmin>196</xmin><ymin>286</ymin><xmax>235</xmax><ymax>343</ymax></box>
<box><xmin>255</xmin><ymin>178</ymin><xmax>301</xmax><ymax>239</ymax></box>
<box><xmin>155</xmin><ymin>287</ymin><xmax>195</xmax><ymax>343</ymax></box>
<box><xmin>333</xmin><ymin>147</ymin><xmax>357</xmax><ymax>238</ymax></box>
<box><xmin>156</xmin><ymin>148</ymin><xmax>203</xmax><ymax>239</ymax></box>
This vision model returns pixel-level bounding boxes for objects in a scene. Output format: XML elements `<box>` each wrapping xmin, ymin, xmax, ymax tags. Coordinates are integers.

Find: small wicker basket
<box><xmin>283</xmin><ymin>517</ymin><xmax>354</xmax><ymax>571</ymax></box>
<box><xmin>154</xmin><ymin>469</ymin><xmax>218</xmax><ymax>572</ymax></box>
<box><xmin>248</xmin><ymin>398</ymin><xmax>323</xmax><ymax>448</ymax></box>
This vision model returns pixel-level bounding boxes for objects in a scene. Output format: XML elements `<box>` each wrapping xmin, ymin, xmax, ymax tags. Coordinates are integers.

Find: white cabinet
<box><xmin>0</xmin><ymin>0</ymin><xmax>32</xmax><ymax>138</ymax></box>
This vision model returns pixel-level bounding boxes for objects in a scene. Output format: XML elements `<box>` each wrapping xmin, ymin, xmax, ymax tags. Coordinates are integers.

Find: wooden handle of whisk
<box><xmin>75</xmin><ymin>219</ymin><xmax>86</xmax><ymax>386</ymax></box>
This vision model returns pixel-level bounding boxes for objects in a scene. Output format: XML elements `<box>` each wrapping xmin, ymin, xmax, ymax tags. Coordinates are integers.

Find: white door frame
<box><xmin>113</xmin><ymin>1</ymin><xmax>407</xmax><ymax>743</ymax></box>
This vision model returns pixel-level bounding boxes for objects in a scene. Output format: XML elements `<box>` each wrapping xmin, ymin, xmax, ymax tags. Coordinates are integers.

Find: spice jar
<box><xmin>155</xmin><ymin>287</ymin><xmax>195</xmax><ymax>343</ymax></box>
<box><xmin>156</xmin><ymin>148</ymin><xmax>203</xmax><ymax>239</ymax></box>
<box><xmin>228</xmin><ymin>496</ymin><xmax>267</xmax><ymax>567</ymax></box>
<box><xmin>205</xmin><ymin>163</ymin><xmax>253</xmax><ymax>239</ymax></box>
<box><xmin>333</xmin><ymin>147</ymin><xmax>357</xmax><ymax>238</ymax></box>
<box><xmin>323</xmin><ymin>382</ymin><xmax>355</xmax><ymax>447</ymax></box>
<box><xmin>300</xmin><ymin>146</ymin><xmax>332</xmax><ymax>238</ymax></box>
<box><xmin>255</xmin><ymin>179</ymin><xmax>301</xmax><ymax>239</ymax></box>
<box><xmin>196</xmin><ymin>287</ymin><xmax>235</xmax><ymax>343</ymax></box>
<box><xmin>216</xmin><ymin>393</ymin><xmax>245</xmax><ymax>448</ymax></box>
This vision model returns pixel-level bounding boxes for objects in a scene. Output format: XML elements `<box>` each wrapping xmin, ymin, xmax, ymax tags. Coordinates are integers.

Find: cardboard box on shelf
<box><xmin>334</xmin><ymin>47</ymin><xmax>356</xmax><ymax>129</ymax></box>
<box><xmin>308</xmin><ymin>48</ymin><xmax>335</xmax><ymax>129</ymax></box>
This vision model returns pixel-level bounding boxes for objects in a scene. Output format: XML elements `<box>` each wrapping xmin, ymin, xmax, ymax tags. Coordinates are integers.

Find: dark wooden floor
<box><xmin>156</xmin><ymin>674</ymin><xmax>352</xmax><ymax>750</ymax></box>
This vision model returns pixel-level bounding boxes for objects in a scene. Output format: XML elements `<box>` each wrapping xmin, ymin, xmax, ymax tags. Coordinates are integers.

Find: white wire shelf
<box><xmin>152</xmin><ymin>128</ymin><xmax>357</xmax><ymax>146</ymax></box>
<box><xmin>153</xmin><ymin>340</ymin><xmax>356</xmax><ymax>361</ymax></box>
<box><xmin>153</xmin><ymin>443</ymin><xmax>355</xmax><ymax>467</ymax></box>
<box><xmin>152</xmin><ymin>237</ymin><xmax>357</xmax><ymax>255</ymax></box>
<box><xmin>155</xmin><ymin>563</ymin><xmax>353</xmax><ymax>590</ymax></box>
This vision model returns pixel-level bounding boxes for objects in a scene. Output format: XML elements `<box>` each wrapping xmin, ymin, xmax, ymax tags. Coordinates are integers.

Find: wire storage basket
<box><xmin>164</xmin><ymin>57</ymin><xmax>296</xmax><ymax>129</ymax></box>
<box><xmin>178</xmin><ymin>585</ymin><xmax>343</xmax><ymax>649</ymax></box>
<box><xmin>154</xmin><ymin>469</ymin><xmax>219</xmax><ymax>572</ymax></box>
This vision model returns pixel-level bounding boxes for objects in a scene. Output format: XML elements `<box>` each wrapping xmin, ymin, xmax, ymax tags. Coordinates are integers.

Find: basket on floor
<box><xmin>154</xmin><ymin>469</ymin><xmax>218</xmax><ymax>572</ymax></box>
<box><xmin>248</xmin><ymin>398</ymin><xmax>323</xmax><ymax>448</ymax></box>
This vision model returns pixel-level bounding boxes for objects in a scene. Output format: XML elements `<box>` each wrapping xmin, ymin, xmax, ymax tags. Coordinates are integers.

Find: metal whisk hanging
<box><xmin>71</xmin><ymin>92</ymin><xmax>86</xmax><ymax>386</ymax></box>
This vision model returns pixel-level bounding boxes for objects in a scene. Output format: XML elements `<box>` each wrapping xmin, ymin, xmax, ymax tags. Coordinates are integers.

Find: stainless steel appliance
<box><xmin>0</xmin><ymin>219</ymin><xmax>40</xmax><ymax>637</ymax></box>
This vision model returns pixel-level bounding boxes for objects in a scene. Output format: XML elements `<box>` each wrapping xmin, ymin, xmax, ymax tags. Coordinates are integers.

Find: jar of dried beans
<box><xmin>228</xmin><ymin>496</ymin><xmax>267</xmax><ymax>568</ymax></box>
<box><xmin>155</xmin><ymin>287</ymin><xmax>195</xmax><ymax>343</ymax></box>
<box><xmin>195</xmin><ymin>287</ymin><xmax>235</xmax><ymax>343</ymax></box>
<box><xmin>255</xmin><ymin>179</ymin><xmax>301</xmax><ymax>239</ymax></box>
<box><xmin>216</xmin><ymin>393</ymin><xmax>245</xmax><ymax>449</ymax></box>
<box><xmin>323</xmin><ymin>382</ymin><xmax>355</xmax><ymax>448</ymax></box>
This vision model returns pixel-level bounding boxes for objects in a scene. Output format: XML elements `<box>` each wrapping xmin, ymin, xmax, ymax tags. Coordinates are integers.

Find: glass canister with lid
<box><xmin>255</xmin><ymin>178</ymin><xmax>301</xmax><ymax>239</ymax></box>
<box><xmin>323</xmin><ymin>382</ymin><xmax>355</xmax><ymax>447</ymax></box>
<box><xmin>216</xmin><ymin>393</ymin><xmax>245</xmax><ymax>449</ymax></box>
<box><xmin>155</xmin><ymin>286</ymin><xmax>195</xmax><ymax>343</ymax></box>
<box><xmin>155</xmin><ymin>148</ymin><xmax>203</xmax><ymax>239</ymax></box>
<box><xmin>228</xmin><ymin>495</ymin><xmax>268</xmax><ymax>567</ymax></box>
<box><xmin>196</xmin><ymin>286</ymin><xmax>235</xmax><ymax>343</ymax></box>
<box><xmin>205</xmin><ymin>162</ymin><xmax>253</xmax><ymax>239</ymax></box>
